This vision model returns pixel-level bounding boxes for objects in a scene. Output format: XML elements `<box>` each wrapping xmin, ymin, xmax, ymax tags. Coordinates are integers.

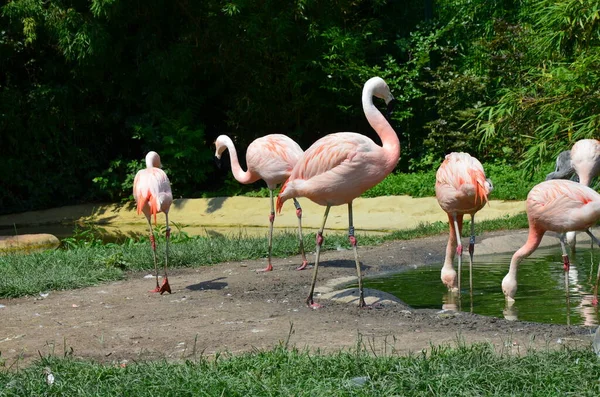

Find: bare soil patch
<box><xmin>1</xmin><ymin>231</ymin><xmax>595</xmax><ymax>367</ymax></box>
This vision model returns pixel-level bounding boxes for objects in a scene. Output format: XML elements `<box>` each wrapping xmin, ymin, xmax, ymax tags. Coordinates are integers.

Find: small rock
<box><xmin>348</xmin><ymin>376</ymin><xmax>369</xmax><ymax>387</ymax></box>
<box><xmin>593</xmin><ymin>326</ymin><xmax>600</xmax><ymax>356</ymax></box>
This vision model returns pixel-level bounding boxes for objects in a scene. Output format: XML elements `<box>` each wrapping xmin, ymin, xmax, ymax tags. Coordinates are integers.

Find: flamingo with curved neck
<box><xmin>276</xmin><ymin>76</ymin><xmax>398</xmax><ymax>308</ymax></box>
<box><xmin>502</xmin><ymin>179</ymin><xmax>600</xmax><ymax>306</ymax></box>
<box><xmin>214</xmin><ymin>134</ymin><xmax>309</xmax><ymax>272</ymax></box>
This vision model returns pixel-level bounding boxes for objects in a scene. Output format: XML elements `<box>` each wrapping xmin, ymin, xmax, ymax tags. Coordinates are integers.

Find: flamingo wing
<box><xmin>435</xmin><ymin>153</ymin><xmax>489</xmax><ymax>212</ymax></box>
<box><xmin>291</xmin><ymin>133</ymin><xmax>368</xmax><ymax>181</ymax></box>
<box><xmin>133</xmin><ymin>168</ymin><xmax>171</xmax><ymax>223</ymax></box>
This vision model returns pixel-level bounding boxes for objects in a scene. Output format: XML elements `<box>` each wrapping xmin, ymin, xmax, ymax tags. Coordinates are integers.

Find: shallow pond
<box><xmin>362</xmin><ymin>245</ymin><xmax>600</xmax><ymax>326</ymax></box>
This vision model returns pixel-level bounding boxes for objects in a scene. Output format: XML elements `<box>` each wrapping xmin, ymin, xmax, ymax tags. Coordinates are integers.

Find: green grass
<box><xmin>1</xmin><ymin>343</ymin><xmax>598</xmax><ymax>396</ymax></box>
<box><xmin>0</xmin><ymin>214</ymin><xmax>529</xmax><ymax>299</ymax></box>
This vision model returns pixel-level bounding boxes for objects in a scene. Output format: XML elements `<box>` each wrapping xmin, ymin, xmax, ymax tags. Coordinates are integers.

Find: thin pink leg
<box><xmin>293</xmin><ymin>198</ymin><xmax>309</xmax><ymax>271</ymax></box>
<box><xmin>257</xmin><ymin>189</ymin><xmax>276</xmax><ymax>272</ymax></box>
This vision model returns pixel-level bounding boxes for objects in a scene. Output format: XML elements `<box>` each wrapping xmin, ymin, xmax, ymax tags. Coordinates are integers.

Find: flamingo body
<box><xmin>502</xmin><ymin>179</ymin><xmax>600</xmax><ymax>302</ymax></box>
<box><xmin>435</xmin><ymin>152</ymin><xmax>492</xmax><ymax>290</ymax></box>
<box><xmin>435</xmin><ymin>153</ymin><xmax>490</xmax><ymax>215</ymax></box>
<box><xmin>214</xmin><ymin>134</ymin><xmax>308</xmax><ymax>272</ymax></box>
<box><xmin>278</xmin><ymin>132</ymin><xmax>397</xmax><ymax>207</ymax></box>
<box><xmin>276</xmin><ymin>76</ymin><xmax>398</xmax><ymax>308</ymax></box>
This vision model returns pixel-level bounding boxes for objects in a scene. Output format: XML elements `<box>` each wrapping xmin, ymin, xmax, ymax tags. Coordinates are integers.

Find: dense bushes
<box><xmin>1</xmin><ymin>1</ymin><xmax>596</xmax><ymax>213</ymax></box>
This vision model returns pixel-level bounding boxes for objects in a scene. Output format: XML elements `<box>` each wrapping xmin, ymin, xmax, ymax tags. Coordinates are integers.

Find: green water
<box><xmin>362</xmin><ymin>245</ymin><xmax>600</xmax><ymax>326</ymax></box>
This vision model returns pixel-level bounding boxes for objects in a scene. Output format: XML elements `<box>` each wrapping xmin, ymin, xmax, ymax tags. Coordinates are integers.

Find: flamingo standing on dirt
<box><xmin>214</xmin><ymin>134</ymin><xmax>309</xmax><ymax>272</ymax></box>
<box><xmin>133</xmin><ymin>151</ymin><xmax>173</xmax><ymax>294</ymax></box>
<box><xmin>276</xmin><ymin>76</ymin><xmax>398</xmax><ymax>308</ymax></box>
<box><xmin>435</xmin><ymin>153</ymin><xmax>493</xmax><ymax>294</ymax></box>
<box><xmin>501</xmin><ymin>179</ymin><xmax>600</xmax><ymax>305</ymax></box>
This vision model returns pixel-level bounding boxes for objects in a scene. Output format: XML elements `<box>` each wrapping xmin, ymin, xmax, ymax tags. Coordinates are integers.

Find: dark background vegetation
<box><xmin>1</xmin><ymin>0</ymin><xmax>598</xmax><ymax>214</ymax></box>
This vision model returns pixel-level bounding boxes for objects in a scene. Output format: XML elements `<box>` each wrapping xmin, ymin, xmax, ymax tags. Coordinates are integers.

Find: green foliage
<box><xmin>472</xmin><ymin>0</ymin><xmax>600</xmax><ymax>174</ymax></box>
<box><xmin>3</xmin><ymin>0</ymin><xmax>597</xmax><ymax>214</ymax></box>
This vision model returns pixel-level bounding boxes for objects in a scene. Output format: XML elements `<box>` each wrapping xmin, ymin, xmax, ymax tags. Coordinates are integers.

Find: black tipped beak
<box><xmin>214</xmin><ymin>156</ymin><xmax>222</xmax><ymax>169</ymax></box>
<box><xmin>386</xmin><ymin>98</ymin><xmax>396</xmax><ymax>120</ymax></box>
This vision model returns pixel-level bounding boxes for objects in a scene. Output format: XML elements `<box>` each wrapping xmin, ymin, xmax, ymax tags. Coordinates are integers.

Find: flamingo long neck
<box><xmin>443</xmin><ymin>214</ymin><xmax>462</xmax><ymax>267</ymax></box>
<box><xmin>362</xmin><ymin>88</ymin><xmax>400</xmax><ymax>173</ymax></box>
<box><xmin>507</xmin><ymin>225</ymin><xmax>544</xmax><ymax>278</ymax></box>
<box><xmin>222</xmin><ymin>137</ymin><xmax>255</xmax><ymax>184</ymax></box>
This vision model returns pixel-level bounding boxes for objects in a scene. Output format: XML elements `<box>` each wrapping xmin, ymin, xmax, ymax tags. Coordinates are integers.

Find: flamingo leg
<box><xmin>146</xmin><ymin>217</ymin><xmax>161</xmax><ymax>292</ymax></box>
<box><xmin>159</xmin><ymin>212</ymin><xmax>172</xmax><ymax>295</ymax></box>
<box><xmin>348</xmin><ymin>202</ymin><xmax>366</xmax><ymax>308</ymax></box>
<box><xmin>584</xmin><ymin>229</ymin><xmax>600</xmax><ymax>305</ymax></box>
<box><xmin>306</xmin><ymin>205</ymin><xmax>330</xmax><ymax>309</ymax></box>
<box><xmin>452</xmin><ymin>213</ymin><xmax>463</xmax><ymax>296</ymax></box>
<box><xmin>559</xmin><ymin>233</ymin><xmax>570</xmax><ymax>320</ymax></box>
<box><xmin>258</xmin><ymin>189</ymin><xmax>276</xmax><ymax>272</ymax></box>
<box><xmin>293</xmin><ymin>198</ymin><xmax>309</xmax><ymax>271</ymax></box>
<box><xmin>468</xmin><ymin>214</ymin><xmax>475</xmax><ymax>310</ymax></box>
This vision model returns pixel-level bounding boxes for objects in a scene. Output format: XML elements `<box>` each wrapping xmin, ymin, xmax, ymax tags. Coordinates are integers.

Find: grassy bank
<box><xmin>1</xmin><ymin>343</ymin><xmax>598</xmax><ymax>396</ymax></box>
<box><xmin>0</xmin><ymin>214</ymin><xmax>528</xmax><ymax>299</ymax></box>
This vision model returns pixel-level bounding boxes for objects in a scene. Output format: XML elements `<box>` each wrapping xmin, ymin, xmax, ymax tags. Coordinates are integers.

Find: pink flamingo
<box><xmin>133</xmin><ymin>151</ymin><xmax>173</xmax><ymax>294</ymax></box>
<box><xmin>564</xmin><ymin>139</ymin><xmax>600</xmax><ymax>249</ymax></box>
<box><xmin>435</xmin><ymin>153</ymin><xmax>493</xmax><ymax>293</ymax></box>
<box><xmin>502</xmin><ymin>179</ymin><xmax>600</xmax><ymax>305</ymax></box>
<box><xmin>214</xmin><ymin>134</ymin><xmax>309</xmax><ymax>272</ymax></box>
<box><xmin>276</xmin><ymin>77</ymin><xmax>398</xmax><ymax>308</ymax></box>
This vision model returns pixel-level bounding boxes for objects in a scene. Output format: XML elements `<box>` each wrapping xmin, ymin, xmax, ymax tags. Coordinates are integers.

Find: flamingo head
<box><xmin>368</xmin><ymin>77</ymin><xmax>395</xmax><ymax>105</ymax></box>
<box><xmin>441</xmin><ymin>267</ymin><xmax>458</xmax><ymax>291</ymax></box>
<box><xmin>501</xmin><ymin>273</ymin><xmax>517</xmax><ymax>302</ymax></box>
<box><xmin>145</xmin><ymin>151</ymin><xmax>162</xmax><ymax>168</ymax></box>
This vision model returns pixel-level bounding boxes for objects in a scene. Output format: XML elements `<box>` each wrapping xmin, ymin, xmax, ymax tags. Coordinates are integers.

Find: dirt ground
<box><xmin>1</xmin><ymin>229</ymin><xmax>596</xmax><ymax>367</ymax></box>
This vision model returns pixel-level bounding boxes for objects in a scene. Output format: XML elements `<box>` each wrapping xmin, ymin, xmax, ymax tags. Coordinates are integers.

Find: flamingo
<box><xmin>546</xmin><ymin>139</ymin><xmax>600</xmax><ymax>249</ymax></box>
<box><xmin>133</xmin><ymin>151</ymin><xmax>173</xmax><ymax>294</ymax></box>
<box><xmin>435</xmin><ymin>153</ymin><xmax>493</xmax><ymax>294</ymax></box>
<box><xmin>501</xmin><ymin>179</ymin><xmax>600</xmax><ymax>305</ymax></box>
<box><xmin>214</xmin><ymin>134</ymin><xmax>309</xmax><ymax>272</ymax></box>
<box><xmin>276</xmin><ymin>76</ymin><xmax>398</xmax><ymax>308</ymax></box>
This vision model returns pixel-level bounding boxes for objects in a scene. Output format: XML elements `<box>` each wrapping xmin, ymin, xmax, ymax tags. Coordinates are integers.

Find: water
<box><xmin>362</xmin><ymin>246</ymin><xmax>600</xmax><ymax>326</ymax></box>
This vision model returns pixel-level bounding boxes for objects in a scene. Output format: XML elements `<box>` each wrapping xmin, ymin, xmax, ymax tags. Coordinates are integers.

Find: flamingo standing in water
<box><xmin>435</xmin><ymin>153</ymin><xmax>493</xmax><ymax>294</ymax></box>
<box><xmin>546</xmin><ymin>139</ymin><xmax>600</xmax><ymax>249</ymax></box>
<box><xmin>214</xmin><ymin>134</ymin><xmax>309</xmax><ymax>272</ymax></box>
<box><xmin>502</xmin><ymin>179</ymin><xmax>600</xmax><ymax>305</ymax></box>
<box><xmin>133</xmin><ymin>151</ymin><xmax>173</xmax><ymax>294</ymax></box>
<box><xmin>277</xmin><ymin>76</ymin><xmax>398</xmax><ymax>308</ymax></box>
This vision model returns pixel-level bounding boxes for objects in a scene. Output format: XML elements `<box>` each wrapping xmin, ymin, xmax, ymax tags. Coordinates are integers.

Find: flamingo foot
<box><xmin>257</xmin><ymin>264</ymin><xmax>273</xmax><ymax>272</ymax></box>
<box><xmin>562</xmin><ymin>254</ymin><xmax>570</xmax><ymax>271</ymax></box>
<box><xmin>159</xmin><ymin>277</ymin><xmax>171</xmax><ymax>295</ymax></box>
<box><xmin>306</xmin><ymin>296</ymin><xmax>322</xmax><ymax>309</ymax></box>
<box><xmin>296</xmin><ymin>261</ymin><xmax>309</xmax><ymax>271</ymax></box>
<box><xmin>149</xmin><ymin>286</ymin><xmax>161</xmax><ymax>293</ymax></box>
<box><xmin>592</xmin><ymin>296</ymin><xmax>598</xmax><ymax>306</ymax></box>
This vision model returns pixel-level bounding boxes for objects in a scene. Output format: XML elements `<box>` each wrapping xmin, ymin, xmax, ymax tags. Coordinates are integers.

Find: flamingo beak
<box><xmin>386</xmin><ymin>98</ymin><xmax>396</xmax><ymax>120</ymax></box>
